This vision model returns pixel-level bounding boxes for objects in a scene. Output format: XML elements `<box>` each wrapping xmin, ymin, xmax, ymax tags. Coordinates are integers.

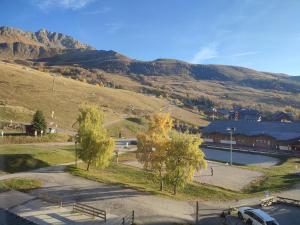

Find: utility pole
<box><xmin>75</xmin><ymin>134</ymin><xmax>79</xmax><ymax>167</ymax></box>
<box><xmin>196</xmin><ymin>201</ymin><xmax>199</xmax><ymax>224</ymax></box>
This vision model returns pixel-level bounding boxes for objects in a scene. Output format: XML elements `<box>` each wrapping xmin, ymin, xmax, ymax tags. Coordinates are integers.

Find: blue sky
<box><xmin>1</xmin><ymin>0</ymin><xmax>300</xmax><ymax>75</ymax></box>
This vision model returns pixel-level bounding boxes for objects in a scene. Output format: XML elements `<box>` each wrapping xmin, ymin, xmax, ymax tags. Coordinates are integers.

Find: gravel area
<box><xmin>122</xmin><ymin>160</ymin><xmax>262</xmax><ymax>191</ymax></box>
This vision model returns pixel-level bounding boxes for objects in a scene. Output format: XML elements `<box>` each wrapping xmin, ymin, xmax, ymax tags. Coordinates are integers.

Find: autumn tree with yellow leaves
<box><xmin>77</xmin><ymin>105</ymin><xmax>114</xmax><ymax>171</ymax></box>
<box><xmin>136</xmin><ymin>113</ymin><xmax>172</xmax><ymax>191</ymax></box>
<box><xmin>137</xmin><ymin>113</ymin><xmax>207</xmax><ymax>194</ymax></box>
<box><xmin>166</xmin><ymin>132</ymin><xmax>207</xmax><ymax>195</ymax></box>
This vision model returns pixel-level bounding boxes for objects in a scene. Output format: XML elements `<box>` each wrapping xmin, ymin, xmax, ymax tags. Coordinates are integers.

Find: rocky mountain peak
<box><xmin>0</xmin><ymin>26</ymin><xmax>94</xmax><ymax>50</ymax></box>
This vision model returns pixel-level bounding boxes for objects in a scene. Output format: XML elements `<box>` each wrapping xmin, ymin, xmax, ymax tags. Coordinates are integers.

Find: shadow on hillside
<box><xmin>0</xmin><ymin>154</ymin><xmax>49</xmax><ymax>173</ymax></box>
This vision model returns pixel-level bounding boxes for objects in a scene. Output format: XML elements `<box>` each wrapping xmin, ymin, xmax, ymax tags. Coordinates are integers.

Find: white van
<box><xmin>238</xmin><ymin>207</ymin><xmax>279</xmax><ymax>225</ymax></box>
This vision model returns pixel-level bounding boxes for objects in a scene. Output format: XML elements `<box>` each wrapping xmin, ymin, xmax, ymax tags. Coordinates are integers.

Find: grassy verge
<box><xmin>0</xmin><ymin>178</ymin><xmax>42</xmax><ymax>193</ymax></box>
<box><xmin>0</xmin><ymin>144</ymin><xmax>75</xmax><ymax>173</ymax></box>
<box><xmin>243</xmin><ymin>157</ymin><xmax>300</xmax><ymax>194</ymax></box>
<box><xmin>0</xmin><ymin>133</ymin><xmax>71</xmax><ymax>144</ymax></box>
<box><xmin>66</xmin><ymin>163</ymin><xmax>248</xmax><ymax>201</ymax></box>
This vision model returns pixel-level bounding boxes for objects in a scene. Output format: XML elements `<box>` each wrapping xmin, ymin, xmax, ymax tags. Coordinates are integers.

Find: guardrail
<box><xmin>260</xmin><ymin>196</ymin><xmax>300</xmax><ymax>207</ymax></box>
<box><xmin>277</xmin><ymin>196</ymin><xmax>300</xmax><ymax>207</ymax></box>
<box><xmin>73</xmin><ymin>202</ymin><xmax>106</xmax><ymax>221</ymax></box>
<box><xmin>203</xmin><ymin>144</ymin><xmax>300</xmax><ymax>157</ymax></box>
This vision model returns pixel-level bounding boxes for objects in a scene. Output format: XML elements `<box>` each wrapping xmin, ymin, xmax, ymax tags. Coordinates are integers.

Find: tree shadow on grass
<box><xmin>0</xmin><ymin>154</ymin><xmax>49</xmax><ymax>173</ymax></box>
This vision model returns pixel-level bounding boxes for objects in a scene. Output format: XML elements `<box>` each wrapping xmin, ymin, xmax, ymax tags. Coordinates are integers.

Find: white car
<box><xmin>238</xmin><ymin>207</ymin><xmax>279</xmax><ymax>225</ymax></box>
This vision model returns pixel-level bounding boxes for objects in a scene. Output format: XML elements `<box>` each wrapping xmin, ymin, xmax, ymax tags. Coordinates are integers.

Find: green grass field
<box><xmin>0</xmin><ymin>144</ymin><xmax>75</xmax><ymax>173</ymax></box>
<box><xmin>243</xmin><ymin>157</ymin><xmax>300</xmax><ymax>194</ymax></box>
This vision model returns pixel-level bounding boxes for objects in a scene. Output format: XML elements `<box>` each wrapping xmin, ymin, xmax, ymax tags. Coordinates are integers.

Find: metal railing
<box><xmin>73</xmin><ymin>202</ymin><xmax>106</xmax><ymax>221</ymax></box>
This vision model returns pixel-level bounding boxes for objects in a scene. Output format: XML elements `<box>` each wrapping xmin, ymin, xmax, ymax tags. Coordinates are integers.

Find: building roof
<box><xmin>202</xmin><ymin>120</ymin><xmax>300</xmax><ymax>141</ymax></box>
<box><xmin>271</xmin><ymin>111</ymin><xmax>294</xmax><ymax>121</ymax></box>
<box><xmin>230</xmin><ymin>108</ymin><xmax>261</xmax><ymax>121</ymax></box>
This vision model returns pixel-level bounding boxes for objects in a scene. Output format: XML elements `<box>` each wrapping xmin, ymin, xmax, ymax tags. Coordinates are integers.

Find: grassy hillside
<box><xmin>0</xmin><ymin>62</ymin><xmax>207</xmax><ymax>132</ymax></box>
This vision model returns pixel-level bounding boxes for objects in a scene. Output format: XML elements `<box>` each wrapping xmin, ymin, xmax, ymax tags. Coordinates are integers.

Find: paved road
<box><xmin>203</xmin><ymin>148</ymin><xmax>280</xmax><ymax>167</ymax></box>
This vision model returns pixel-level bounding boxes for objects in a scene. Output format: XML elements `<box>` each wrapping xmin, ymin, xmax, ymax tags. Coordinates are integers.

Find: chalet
<box><xmin>204</xmin><ymin>108</ymin><xmax>230</xmax><ymax>120</ymax></box>
<box><xmin>25</xmin><ymin>124</ymin><xmax>35</xmax><ymax>136</ymax></box>
<box><xmin>202</xmin><ymin>120</ymin><xmax>300</xmax><ymax>152</ymax></box>
<box><xmin>229</xmin><ymin>108</ymin><xmax>262</xmax><ymax>122</ymax></box>
<box><xmin>271</xmin><ymin>111</ymin><xmax>294</xmax><ymax>122</ymax></box>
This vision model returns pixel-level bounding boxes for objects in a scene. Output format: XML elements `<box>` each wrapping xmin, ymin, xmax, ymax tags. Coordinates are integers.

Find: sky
<box><xmin>1</xmin><ymin>0</ymin><xmax>300</xmax><ymax>75</ymax></box>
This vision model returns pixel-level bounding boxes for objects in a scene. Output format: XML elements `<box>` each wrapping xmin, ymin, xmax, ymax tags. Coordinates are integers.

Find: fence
<box><xmin>73</xmin><ymin>202</ymin><xmax>106</xmax><ymax>221</ymax></box>
<box><xmin>120</xmin><ymin>210</ymin><xmax>135</xmax><ymax>225</ymax></box>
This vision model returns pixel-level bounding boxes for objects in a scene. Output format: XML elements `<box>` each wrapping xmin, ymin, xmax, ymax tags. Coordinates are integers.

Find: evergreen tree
<box><xmin>32</xmin><ymin>110</ymin><xmax>47</xmax><ymax>134</ymax></box>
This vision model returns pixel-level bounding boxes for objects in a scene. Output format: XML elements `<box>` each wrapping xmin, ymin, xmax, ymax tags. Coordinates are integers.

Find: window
<box><xmin>266</xmin><ymin>221</ymin><xmax>277</xmax><ymax>225</ymax></box>
<box><xmin>252</xmin><ymin>214</ymin><xmax>264</xmax><ymax>224</ymax></box>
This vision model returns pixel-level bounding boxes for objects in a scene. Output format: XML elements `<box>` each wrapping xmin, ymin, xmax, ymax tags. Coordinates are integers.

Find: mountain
<box><xmin>0</xmin><ymin>26</ymin><xmax>300</xmax><ymax>113</ymax></box>
<box><xmin>0</xmin><ymin>62</ymin><xmax>206</xmax><ymax>130</ymax></box>
<box><xmin>39</xmin><ymin>49</ymin><xmax>300</xmax><ymax>93</ymax></box>
<box><xmin>0</xmin><ymin>26</ymin><xmax>93</xmax><ymax>59</ymax></box>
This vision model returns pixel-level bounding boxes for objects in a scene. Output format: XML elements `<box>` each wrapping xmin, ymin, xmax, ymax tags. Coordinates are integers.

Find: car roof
<box><xmin>240</xmin><ymin>206</ymin><xmax>254</xmax><ymax>211</ymax></box>
<box><xmin>247</xmin><ymin>208</ymin><xmax>274</xmax><ymax>220</ymax></box>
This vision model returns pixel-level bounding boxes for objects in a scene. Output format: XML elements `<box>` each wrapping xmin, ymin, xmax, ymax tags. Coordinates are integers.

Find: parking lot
<box><xmin>226</xmin><ymin>204</ymin><xmax>299</xmax><ymax>225</ymax></box>
<box><xmin>203</xmin><ymin>148</ymin><xmax>280</xmax><ymax>167</ymax></box>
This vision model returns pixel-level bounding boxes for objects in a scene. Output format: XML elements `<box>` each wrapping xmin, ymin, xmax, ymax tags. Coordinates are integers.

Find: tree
<box><xmin>165</xmin><ymin>132</ymin><xmax>207</xmax><ymax>195</ymax></box>
<box><xmin>136</xmin><ymin>113</ymin><xmax>173</xmax><ymax>191</ymax></box>
<box><xmin>32</xmin><ymin>110</ymin><xmax>47</xmax><ymax>134</ymax></box>
<box><xmin>77</xmin><ymin>105</ymin><xmax>114</xmax><ymax>171</ymax></box>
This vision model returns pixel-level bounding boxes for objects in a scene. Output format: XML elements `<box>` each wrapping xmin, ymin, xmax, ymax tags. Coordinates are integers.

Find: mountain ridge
<box><xmin>0</xmin><ymin>26</ymin><xmax>94</xmax><ymax>59</ymax></box>
<box><xmin>1</xmin><ymin>26</ymin><xmax>300</xmax><ymax>94</ymax></box>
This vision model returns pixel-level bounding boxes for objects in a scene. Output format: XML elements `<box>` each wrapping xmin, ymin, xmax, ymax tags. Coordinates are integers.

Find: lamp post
<box><xmin>212</xmin><ymin>107</ymin><xmax>217</xmax><ymax>121</ymax></box>
<box><xmin>75</xmin><ymin>134</ymin><xmax>79</xmax><ymax>167</ymax></box>
<box><xmin>227</xmin><ymin>127</ymin><xmax>235</xmax><ymax>166</ymax></box>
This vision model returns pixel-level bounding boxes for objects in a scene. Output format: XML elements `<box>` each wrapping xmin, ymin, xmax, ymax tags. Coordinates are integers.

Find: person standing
<box><xmin>211</xmin><ymin>167</ymin><xmax>214</xmax><ymax>176</ymax></box>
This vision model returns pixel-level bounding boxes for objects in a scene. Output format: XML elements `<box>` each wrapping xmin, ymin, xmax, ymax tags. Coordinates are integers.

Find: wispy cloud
<box><xmin>231</xmin><ymin>51</ymin><xmax>259</xmax><ymax>57</ymax></box>
<box><xmin>105</xmin><ymin>22</ymin><xmax>122</xmax><ymax>34</ymax></box>
<box><xmin>82</xmin><ymin>6</ymin><xmax>111</xmax><ymax>15</ymax></box>
<box><xmin>33</xmin><ymin>0</ymin><xmax>95</xmax><ymax>10</ymax></box>
<box><xmin>190</xmin><ymin>45</ymin><xmax>218</xmax><ymax>64</ymax></box>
